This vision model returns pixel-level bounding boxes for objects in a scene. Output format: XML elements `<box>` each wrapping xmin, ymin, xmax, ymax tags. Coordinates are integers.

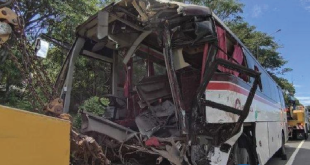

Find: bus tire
<box><xmin>229</xmin><ymin>134</ymin><xmax>258</xmax><ymax>165</ymax></box>
<box><xmin>304</xmin><ymin>127</ymin><xmax>308</xmax><ymax>140</ymax></box>
<box><xmin>276</xmin><ymin>132</ymin><xmax>287</xmax><ymax>160</ymax></box>
<box><xmin>292</xmin><ymin>130</ymin><xmax>297</xmax><ymax>140</ymax></box>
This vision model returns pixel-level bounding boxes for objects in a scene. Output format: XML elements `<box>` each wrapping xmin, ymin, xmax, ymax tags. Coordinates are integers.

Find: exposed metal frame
<box><xmin>112</xmin><ymin>50</ymin><xmax>118</xmax><ymax>96</ymax></box>
<box><xmin>110</xmin><ymin>12</ymin><xmax>144</xmax><ymax>32</ymax></box>
<box><xmin>63</xmin><ymin>37</ymin><xmax>85</xmax><ymax>113</ymax></box>
<box><xmin>162</xmin><ymin>23</ymin><xmax>187</xmax><ymax>134</ymax></box>
<box><xmin>82</xmin><ymin>50</ymin><xmax>113</xmax><ymax>63</ymax></box>
<box><xmin>97</xmin><ymin>10</ymin><xmax>109</xmax><ymax>40</ymax></box>
<box><xmin>81</xmin><ymin>111</ymin><xmax>137</xmax><ymax>143</ymax></box>
<box><xmin>123</xmin><ymin>31</ymin><xmax>152</xmax><ymax>64</ymax></box>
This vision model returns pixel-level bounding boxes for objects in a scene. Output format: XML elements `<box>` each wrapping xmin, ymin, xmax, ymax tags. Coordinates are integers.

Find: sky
<box><xmin>239</xmin><ymin>0</ymin><xmax>310</xmax><ymax>105</ymax></box>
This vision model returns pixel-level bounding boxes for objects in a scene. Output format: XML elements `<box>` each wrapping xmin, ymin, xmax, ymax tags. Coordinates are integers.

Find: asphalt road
<box><xmin>266</xmin><ymin>136</ymin><xmax>310</xmax><ymax>165</ymax></box>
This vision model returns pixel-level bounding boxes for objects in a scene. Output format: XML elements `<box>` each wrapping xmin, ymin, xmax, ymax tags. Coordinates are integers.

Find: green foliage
<box><xmin>72</xmin><ymin>96</ymin><xmax>109</xmax><ymax>129</ymax></box>
<box><xmin>1</xmin><ymin>91</ymin><xmax>33</xmax><ymax>111</ymax></box>
<box><xmin>72</xmin><ymin>113</ymin><xmax>82</xmax><ymax>129</ymax></box>
<box><xmin>205</xmin><ymin>0</ymin><xmax>244</xmax><ymax>21</ymax></box>
<box><xmin>16</xmin><ymin>0</ymin><xmax>103</xmax><ymax>39</ymax></box>
<box><xmin>70</xmin><ymin>56</ymin><xmax>112</xmax><ymax>111</ymax></box>
<box><xmin>79</xmin><ymin>96</ymin><xmax>108</xmax><ymax>115</ymax></box>
<box><xmin>174</xmin><ymin>0</ymin><xmax>244</xmax><ymax>21</ymax></box>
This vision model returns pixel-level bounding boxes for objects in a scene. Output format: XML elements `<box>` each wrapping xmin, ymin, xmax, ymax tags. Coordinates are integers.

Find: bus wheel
<box><xmin>276</xmin><ymin>132</ymin><xmax>287</xmax><ymax>160</ymax></box>
<box><xmin>304</xmin><ymin>126</ymin><xmax>308</xmax><ymax>140</ymax></box>
<box><xmin>292</xmin><ymin>130</ymin><xmax>297</xmax><ymax>140</ymax></box>
<box><xmin>228</xmin><ymin>134</ymin><xmax>257</xmax><ymax>165</ymax></box>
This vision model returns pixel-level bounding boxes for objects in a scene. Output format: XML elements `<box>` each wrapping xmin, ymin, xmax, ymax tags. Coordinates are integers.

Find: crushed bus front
<box><xmin>56</xmin><ymin>0</ymin><xmax>262</xmax><ymax>164</ymax></box>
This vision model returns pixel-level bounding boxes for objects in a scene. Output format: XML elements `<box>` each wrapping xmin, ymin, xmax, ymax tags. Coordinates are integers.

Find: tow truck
<box><xmin>288</xmin><ymin>105</ymin><xmax>310</xmax><ymax>140</ymax></box>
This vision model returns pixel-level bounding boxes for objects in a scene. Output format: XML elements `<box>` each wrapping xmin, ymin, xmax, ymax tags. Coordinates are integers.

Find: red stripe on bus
<box><xmin>207</xmin><ymin>82</ymin><xmax>281</xmax><ymax>109</ymax></box>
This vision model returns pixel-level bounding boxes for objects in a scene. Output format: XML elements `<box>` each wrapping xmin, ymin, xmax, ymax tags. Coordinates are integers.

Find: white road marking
<box><xmin>285</xmin><ymin>140</ymin><xmax>305</xmax><ymax>165</ymax></box>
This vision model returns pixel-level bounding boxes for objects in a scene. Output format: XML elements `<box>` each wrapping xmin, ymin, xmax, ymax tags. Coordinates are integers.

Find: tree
<box><xmin>15</xmin><ymin>0</ymin><xmax>103</xmax><ymax>39</ymax></box>
<box><xmin>0</xmin><ymin>0</ymin><xmax>104</xmax><ymax>110</ymax></box>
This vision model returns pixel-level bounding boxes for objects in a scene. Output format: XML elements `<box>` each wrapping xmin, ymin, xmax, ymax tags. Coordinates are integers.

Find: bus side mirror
<box><xmin>35</xmin><ymin>38</ymin><xmax>50</xmax><ymax>58</ymax></box>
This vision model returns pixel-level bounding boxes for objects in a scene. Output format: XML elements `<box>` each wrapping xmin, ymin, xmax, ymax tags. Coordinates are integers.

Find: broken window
<box><xmin>70</xmin><ymin>56</ymin><xmax>112</xmax><ymax>112</ymax></box>
<box><xmin>132</xmin><ymin>56</ymin><xmax>147</xmax><ymax>85</ymax></box>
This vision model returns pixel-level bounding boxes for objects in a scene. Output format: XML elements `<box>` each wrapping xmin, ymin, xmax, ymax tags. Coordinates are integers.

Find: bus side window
<box><xmin>260</xmin><ymin>69</ymin><xmax>273</xmax><ymax>98</ymax></box>
<box><xmin>254</xmin><ymin>65</ymin><xmax>263</xmax><ymax>91</ymax></box>
<box><xmin>270</xmin><ymin>83</ymin><xmax>280</xmax><ymax>104</ymax></box>
<box><xmin>238</xmin><ymin>55</ymin><xmax>250</xmax><ymax>82</ymax></box>
<box><xmin>278</xmin><ymin>86</ymin><xmax>285</xmax><ymax>108</ymax></box>
<box><xmin>243</xmin><ymin>50</ymin><xmax>256</xmax><ymax>84</ymax></box>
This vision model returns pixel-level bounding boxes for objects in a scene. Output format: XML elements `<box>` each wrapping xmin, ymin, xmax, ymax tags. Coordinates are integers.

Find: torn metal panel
<box><xmin>135</xmin><ymin>101</ymin><xmax>176</xmax><ymax>137</ymax></box>
<box><xmin>194</xmin><ymin>20</ymin><xmax>214</xmax><ymax>42</ymax></box>
<box><xmin>81</xmin><ymin>112</ymin><xmax>137</xmax><ymax>143</ymax></box>
<box><xmin>178</xmin><ymin>5</ymin><xmax>212</xmax><ymax>16</ymax></box>
<box><xmin>135</xmin><ymin>75</ymin><xmax>172</xmax><ymax>107</ymax></box>
<box><xmin>109</xmin><ymin>12</ymin><xmax>144</xmax><ymax>31</ymax></box>
<box><xmin>209</xmin><ymin>126</ymin><xmax>243</xmax><ymax>165</ymax></box>
<box><xmin>132</xmin><ymin>0</ymin><xmax>148</xmax><ymax>22</ymax></box>
<box><xmin>152</xmin><ymin>100</ymin><xmax>176</xmax><ymax>117</ymax></box>
<box><xmin>97</xmin><ymin>10</ymin><xmax>109</xmax><ymax>39</ymax></box>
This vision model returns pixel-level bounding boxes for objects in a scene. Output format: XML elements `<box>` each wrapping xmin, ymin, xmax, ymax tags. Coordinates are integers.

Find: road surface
<box><xmin>266</xmin><ymin>137</ymin><xmax>310</xmax><ymax>165</ymax></box>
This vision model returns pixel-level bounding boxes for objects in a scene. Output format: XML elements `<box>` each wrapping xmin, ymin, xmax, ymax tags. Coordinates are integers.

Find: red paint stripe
<box><xmin>207</xmin><ymin>82</ymin><xmax>281</xmax><ymax>109</ymax></box>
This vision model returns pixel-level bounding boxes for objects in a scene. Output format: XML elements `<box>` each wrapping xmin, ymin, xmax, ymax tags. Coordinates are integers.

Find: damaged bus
<box><xmin>56</xmin><ymin>0</ymin><xmax>288</xmax><ymax>164</ymax></box>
